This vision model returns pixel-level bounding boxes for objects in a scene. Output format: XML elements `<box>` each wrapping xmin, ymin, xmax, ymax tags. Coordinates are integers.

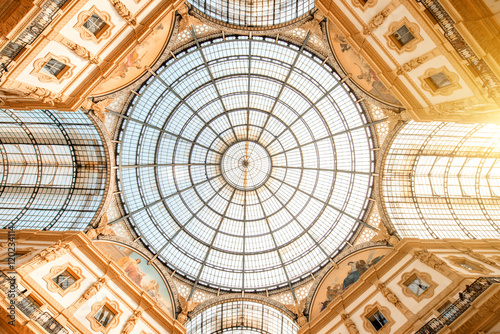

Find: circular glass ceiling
<box><xmin>118</xmin><ymin>36</ymin><xmax>375</xmax><ymax>291</ymax></box>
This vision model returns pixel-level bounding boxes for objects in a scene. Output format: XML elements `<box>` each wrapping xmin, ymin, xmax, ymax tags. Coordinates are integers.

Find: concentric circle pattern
<box><xmin>221</xmin><ymin>141</ymin><xmax>272</xmax><ymax>191</ymax></box>
<box><xmin>118</xmin><ymin>36</ymin><xmax>375</xmax><ymax>291</ymax></box>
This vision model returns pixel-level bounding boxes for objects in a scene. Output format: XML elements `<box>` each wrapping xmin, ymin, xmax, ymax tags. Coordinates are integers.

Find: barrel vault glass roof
<box><xmin>117</xmin><ymin>35</ymin><xmax>375</xmax><ymax>292</ymax></box>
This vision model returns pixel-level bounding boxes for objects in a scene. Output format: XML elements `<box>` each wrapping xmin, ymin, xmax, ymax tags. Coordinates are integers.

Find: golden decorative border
<box><xmin>362</xmin><ymin>301</ymin><xmax>395</xmax><ymax>334</ymax></box>
<box><xmin>351</xmin><ymin>0</ymin><xmax>377</xmax><ymax>11</ymax></box>
<box><xmin>42</xmin><ymin>262</ymin><xmax>84</xmax><ymax>297</ymax></box>
<box><xmin>419</xmin><ymin>66</ymin><xmax>461</xmax><ymax>96</ymax></box>
<box><xmin>398</xmin><ymin>268</ymin><xmax>437</xmax><ymax>302</ymax></box>
<box><xmin>31</xmin><ymin>53</ymin><xmax>74</xmax><ymax>84</ymax></box>
<box><xmin>74</xmin><ymin>6</ymin><xmax>115</xmax><ymax>44</ymax></box>
<box><xmin>384</xmin><ymin>17</ymin><xmax>424</xmax><ymax>54</ymax></box>
<box><xmin>86</xmin><ymin>297</ymin><xmax>122</xmax><ymax>334</ymax></box>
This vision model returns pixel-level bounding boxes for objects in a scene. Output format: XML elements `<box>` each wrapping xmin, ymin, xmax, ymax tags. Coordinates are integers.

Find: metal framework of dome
<box><xmin>186</xmin><ymin>300</ymin><xmax>298</xmax><ymax>333</ymax></box>
<box><xmin>188</xmin><ymin>0</ymin><xmax>314</xmax><ymax>27</ymax></box>
<box><xmin>117</xmin><ymin>34</ymin><xmax>375</xmax><ymax>292</ymax></box>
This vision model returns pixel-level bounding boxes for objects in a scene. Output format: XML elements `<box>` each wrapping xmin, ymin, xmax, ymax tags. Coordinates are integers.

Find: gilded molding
<box><xmin>177</xmin><ymin>3</ymin><xmax>202</xmax><ymax>32</ymax></box>
<box><xmin>351</xmin><ymin>0</ymin><xmax>377</xmax><ymax>11</ymax></box>
<box><xmin>61</xmin><ymin>38</ymin><xmax>99</xmax><ymax>64</ymax></box>
<box><xmin>413</xmin><ymin>249</ymin><xmax>450</xmax><ymax>274</ymax></box>
<box><xmin>377</xmin><ymin>283</ymin><xmax>403</xmax><ymax>310</ymax></box>
<box><xmin>122</xmin><ymin>309</ymin><xmax>142</xmax><ymax>334</ymax></box>
<box><xmin>30</xmin><ymin>240</ymin><xmax>71</xmax><ymax>266</ymax></box>
<box><xmin>76</xmin><ymin>276</ymin><xmax>107</xmax><ymax>306</ymax></box>
<box><xmin>396</xmin><ymin>54</ymin><xmax>432</xmax><ymax>75</ymax></box>
<box><xmin>285</xmin><ymin>298</ymin><xmax>307</xmax><ymax>327</ymax></box>
<box><xmin>299</xmin><ymin>10</ymin><xmax>324</xmax><ymax>38</ymax></box>
<box><xmin>461</xmin><ymin>249</ymin><xmax>500</xmax><ymax>268</ymax></box>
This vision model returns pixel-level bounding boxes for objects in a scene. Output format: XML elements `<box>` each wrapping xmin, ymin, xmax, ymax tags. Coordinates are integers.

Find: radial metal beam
<box><xmin>109</xmin><ymin>174</ymin><xmax>221</xmax><ymax>225</ymax></box>
<box><xmin>268</xmin><ymin>174</ymin><xmax>378</xmax><ymax>231</ymax></box>
<box><xmin>191</xmin><ymin>29</ymin><xmax>239</xmax><ymax>141</ymax></box>
<box><xmin>188</xmin><ymin>188</ymin><xmax>236</xmax><ymax>299</ymax></box>
<box><xmin>256</xmin><ymin>33</ymin><xmax>311</xmax><ymax>143</ymax></box>
<box><xmin>153</xmin><ymin>75</ymin><xmax>231</xmax><ymax>148</ymax></box>
<box><xmin>268</xmin><ymin>118</ymin><xmax>387</xmax><ymax>154</ymax></box>
<box><xmin>255</xmin><ymin>190</ymin><xmax>297</xmax><ymax>301</ymax></box>
<box><xmin>109</xmin><ymin>110</ymin><xmax>222</xmax><ymax>155</ymax></box>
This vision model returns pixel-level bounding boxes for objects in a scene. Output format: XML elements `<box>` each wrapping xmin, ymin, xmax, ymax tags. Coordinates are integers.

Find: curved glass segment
<box><xmin>186</xmin><ymin>300</ymin><xmax>298</xmax><ymax>334</ymax></box>
<box><xmin>382</xmin><ymin>121</ymin><xmax>500</xmax><ymax>239</ymax></box>
<box><xmin>118</xmin><ymin>36</ymin><xmax>375</xmax><ymax>291</ymax></box>
<box><xmin>188</xmin><ymin>0</ymin><xmax>314</xmax><ymax>27</ymax></box>
<box><xmin>0</xmin><ymin>109</ymin><xmax>108</xmax><ymax>230</ymax></box>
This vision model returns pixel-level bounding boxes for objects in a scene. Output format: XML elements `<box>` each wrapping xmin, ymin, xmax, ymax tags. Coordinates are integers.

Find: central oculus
<box><xmin>221</xmin><ymin>141</ymin><xmax>272</xmax><ymax>191</ymax></box>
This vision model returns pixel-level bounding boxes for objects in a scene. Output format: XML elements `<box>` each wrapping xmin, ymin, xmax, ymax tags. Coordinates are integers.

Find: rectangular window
<box><xmin>42</xmin><ymin>59</ymin><xmax>67</xmax><ymax>78</ymax></box>
<box><xmin>52</xmin><ymin>270</ymin><xmax>76</xmax><ymax>290</ymax></box>
<box><xmin>392</xmin><ymin>25</ymin><xmax>415</xmax><ymax>47</ymax></box>
<box><xmin>83</xmin><ymin>14</ymin><xmax>107</xmax><ymax>37</ymax></box>
<box><xmin>427</xmin><ymin>72</ymin><xmax>452</xmax><ymax>89</ymax></box>
<box><xmin>368</xmin><ymin>310</ymin><xmax>388</xmax><ymax>331</ymax></box>
<box><xmin>94</xmin><ymin>305</ymin><xmax>115</xmax><ymax>328</ymax></box>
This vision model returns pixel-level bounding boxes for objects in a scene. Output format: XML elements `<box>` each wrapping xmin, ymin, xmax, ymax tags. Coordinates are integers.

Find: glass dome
<box><xmin>188</xmin><ymin>0</ymin><xmax>314</xmax><ymax>27</ymax></box>
<box><xmin>117</xmin><ymin>36</ymin><xmax>375</xmax><ymax>291</ymax></box>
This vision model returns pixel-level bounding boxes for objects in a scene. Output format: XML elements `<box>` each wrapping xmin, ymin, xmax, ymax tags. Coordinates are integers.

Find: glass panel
<box><xmin>52</xmin><ymin>270</ymin><xmax>76</xmax><ymax>290</ymax></box>
<box><xmin>0</xmin><ymin>109</ymin><xmax>107</xmax><ymax>231</ymax></box>
<box><xmin>392</xmin><ymin>25</ymin><xmax>415</xmax><ymax>46</ymax></box>
<box><xmin>382</xmin><ymin>121</ymin><xmax>500</xmax><ymax>240</ymax></box>
<box><xmin>186</xmin><ymin>300</ymin><xmax>297</xmax><ymax>334</ymax></box>
<box><xmin>42</xmin><ymin>58</ymin><xmax>66</xmax><ymax>77</ymax></box>
<box><xmin>188</xmin><ymin>0</ymin><xmax>314</xmax><ymax>27</ymax></box>
<box><xmin>407</xmin><ymin>277</ymin><xmax>429</xmax><ymax>296</ymax></box>
<box><xmin>83</xmin><ymin>14</ymin><xmax>106</xmax><ymax>35</ymax></box>
<box><xmin>118</xmin><ymin>36</ymin><xmax>374</xmax><ymax>291</ymax></box>
<box><xmin>368</xmin><ymin>311</ymin><xmax>388</xmax><ymax>331</ymax></box>
<box><xmin>94</xmin><ymin>306</ymin><xmax>115</xmax><ymax>327</ymax></box>
<box><xmin>428</xmin><ymin>72</ymin><xmax>451</xmax><ymax>88</ymax></box>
